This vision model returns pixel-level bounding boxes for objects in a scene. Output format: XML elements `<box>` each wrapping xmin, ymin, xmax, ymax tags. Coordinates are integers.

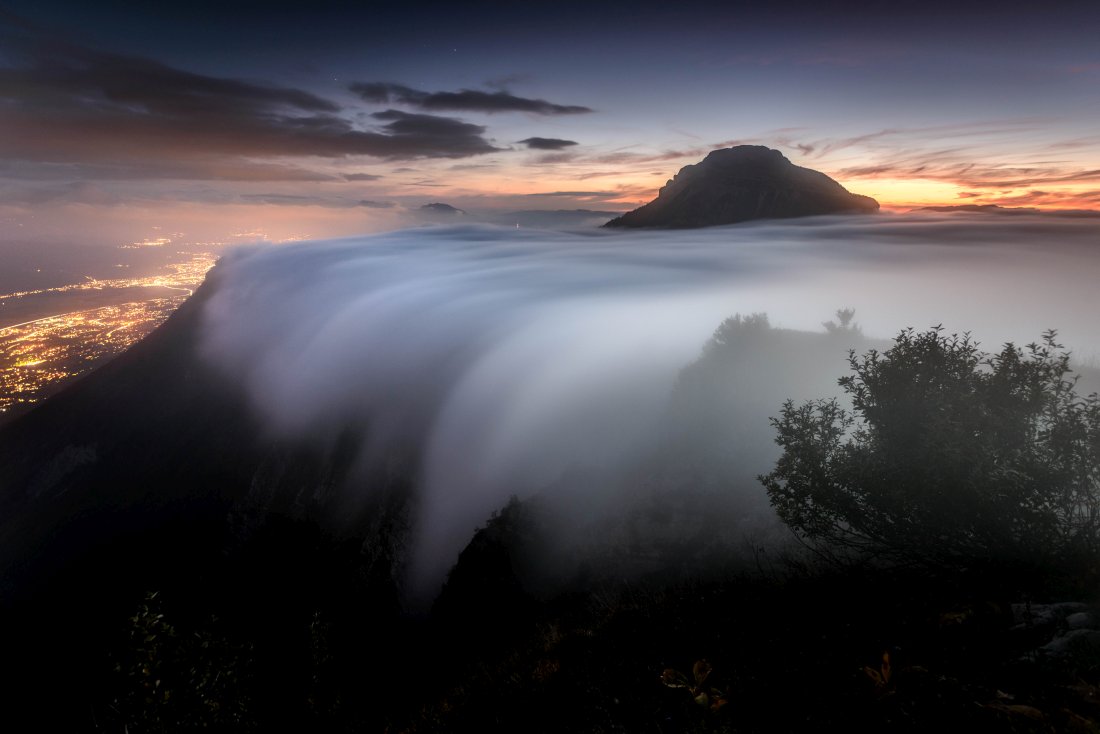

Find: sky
<box><xmin>1</xmin><ymin>0</ymin><xmax>1100</xmax><ymax>243</ymax></box>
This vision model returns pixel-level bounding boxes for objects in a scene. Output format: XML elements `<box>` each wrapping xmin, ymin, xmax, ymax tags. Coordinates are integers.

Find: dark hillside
<box><xmin>0</xmin><ymin>266</ymin><xmax>412</xmax><ymax>729</ymax></box>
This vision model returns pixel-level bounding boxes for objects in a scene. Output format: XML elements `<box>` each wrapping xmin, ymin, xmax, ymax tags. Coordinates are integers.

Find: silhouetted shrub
<box><xmin>761</xmin><ymin>327</ymin><xmax>1100</xmax><ymax>580</ymax></box>
<box><xmin>108</xmin><ymin>591</ymin><xmax>254</xmax><ymax>732</ymax></box>
<box><xmin>702</xmin><ymin>312</ymin><xmax>772</xmax><ymax>354</ymax></box>
<box><xmin>823</xmin><ymin>307</ymin><xmax>861</xmax><ymax>336</ymax></box>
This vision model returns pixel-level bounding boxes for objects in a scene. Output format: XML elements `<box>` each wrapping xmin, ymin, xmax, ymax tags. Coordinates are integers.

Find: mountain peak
<box><xmin>605</xmin><ymin>145</ymin><xmax>878</xmax><ymax>228</ymax></box>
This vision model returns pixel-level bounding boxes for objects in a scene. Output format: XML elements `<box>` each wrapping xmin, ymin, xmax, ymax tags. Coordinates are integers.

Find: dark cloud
<box><xmin>372</xmin><ymin>109</ymin><xmax>483</xmax><ymax>138</ymax></box>
<box><xmin>362</xmin><ymin>110</ymin><xmax>502</xmax><ymax>158</ymax></box>
<box><xmin>0</xmin><ymin>32</ymin><xmax>338</xmax><ymax>115</ymax></box>
<box><xmin>448</xmin><ymin>162</ymin><xmax>500</xmax><ymax>171</ymax></box>
<box><xmin>591</xmin><ymin>147</ymin><xmax>716</xmax><ymax>165</ymax></box>
<box><xmin>519</xmin><ymin>137</ymin><xmax>578</xmax><ymax>150</ymax></box>
<box><xmin>344</xmin><ymin>172</ymin><xmax>383</xmax><ymax>181</ymax></box>
<box><xmin>350</xmin><ymin>82</ymin><xmax>592</xmax><ymax>115</ymax></box>
<box><xmin>0</xmin><ymin>35</ymin><xmax>503</xmax><ymax>176</ymax></box>
<box><xmin>358</xmin><ymin>199</ymin><xmax>395</xmax><ymax>209</ymax></box>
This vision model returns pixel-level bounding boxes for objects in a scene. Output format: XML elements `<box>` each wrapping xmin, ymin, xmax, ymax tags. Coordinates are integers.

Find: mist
<box><xmin>198</xmin><ymin>213</ymin><xmax>1100</xmax><ymax>596</ymax></box>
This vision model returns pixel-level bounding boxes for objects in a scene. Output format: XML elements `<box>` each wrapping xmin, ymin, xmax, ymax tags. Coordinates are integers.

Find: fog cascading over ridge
<box><xmin>198</xmin><ymin>214</ymin><xmax>1100</xmax><ymax>597</ymax></box>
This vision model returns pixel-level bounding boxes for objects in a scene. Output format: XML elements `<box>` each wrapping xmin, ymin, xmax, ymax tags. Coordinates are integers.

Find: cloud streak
<box><xmin>518</xmin><ymin>137</ymin><xmax>579</xmax><ymax>150</ymax></box>
<box><xmin>237</xmin><ymin>193</ymin><xmax>398</xmax><ymax>209</ymax></box>
<box><xmin>523</xmin><ymin>184</ymin><xmax>654</xmax><ymax>203</ymax></box>
<box><xmin>0</xmin><ymin>160</ymin><xmax>338</xmax><ymax>182</ymax></box>
<box><xmin>349</xmin><ymin>82</ymin><xmax>593</xmax><ymax>115</ymax></box>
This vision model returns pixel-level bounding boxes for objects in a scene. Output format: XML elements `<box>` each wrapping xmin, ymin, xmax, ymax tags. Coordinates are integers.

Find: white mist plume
<box><xmin>198</xmin><ymin>214</ymin><xmax>1100</xmax><ymax>595</ymax></box>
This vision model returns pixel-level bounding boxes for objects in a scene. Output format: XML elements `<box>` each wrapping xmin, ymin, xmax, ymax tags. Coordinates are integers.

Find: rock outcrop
<box><xmin>604</xmin><ymin>145</ymin><xmax>878</xmax><ymax>228</ymax></box>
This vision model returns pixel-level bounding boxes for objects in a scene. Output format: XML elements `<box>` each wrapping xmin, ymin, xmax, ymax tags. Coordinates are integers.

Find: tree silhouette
<box><xmin>760</xmin><ymin>327</ymin><xmax>1100</xmax><ymax>577</ymax></box>
<box><xmin>822</xmin><ymin>307</ymin><xmax>860</xmax><ymax>336</ymax></box>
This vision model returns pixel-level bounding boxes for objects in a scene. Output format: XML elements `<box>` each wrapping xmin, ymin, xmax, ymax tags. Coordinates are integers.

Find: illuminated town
<box><xmin>0</xmin><ymin>250</ymin><xmax>218</xmax><ymax>417</ymax></box>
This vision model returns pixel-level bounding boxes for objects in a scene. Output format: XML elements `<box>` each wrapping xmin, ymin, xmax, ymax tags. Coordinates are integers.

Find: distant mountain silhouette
<box><xmin>604</xmin><ymin>145</ymin><xmax>878</xmax><ymax>228</ymax></box>
<box><xmin>419</xmin><ymin>202</ymin><xmax>466</xmax><ymax>215</ymax></box>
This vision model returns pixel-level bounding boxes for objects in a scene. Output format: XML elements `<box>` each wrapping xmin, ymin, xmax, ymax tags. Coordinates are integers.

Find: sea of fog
<box><xmin>198</xmin><ymin>213</ymin><xmax>1100</xmax><ymax>592</ymax></box>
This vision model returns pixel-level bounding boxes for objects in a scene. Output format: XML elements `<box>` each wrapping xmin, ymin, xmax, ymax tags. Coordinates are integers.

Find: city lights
<box><xmin>0</xmin><ymin>252</ymin><xmax>217</xmax><ymax>416</ymax></box>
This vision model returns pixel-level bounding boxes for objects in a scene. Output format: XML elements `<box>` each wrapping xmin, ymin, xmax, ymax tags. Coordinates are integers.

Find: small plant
<box><xmin>107</xmin><ymin>591</ymin><xmax>255</xmax><ymax>732</ymax></box>
<box><xmin>661</xmin><ymin>659</ymin><xmax>729</xmax><ymax>711</ymax></box>
<box><xmin>863</xmin><ymin>651</ymin><xmax>893</xmax><ymax>697</ymax></box>
<box><xmin>823</xmin><ymin>308</ymin><xmax>861</xmax><ymax>336</ymax></box>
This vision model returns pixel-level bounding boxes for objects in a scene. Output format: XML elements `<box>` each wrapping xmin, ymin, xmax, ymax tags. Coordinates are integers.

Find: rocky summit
<box><xmin>604</xmin><ymin>145</ymin><xmax>879</xmax><ymax>228</ymax></box>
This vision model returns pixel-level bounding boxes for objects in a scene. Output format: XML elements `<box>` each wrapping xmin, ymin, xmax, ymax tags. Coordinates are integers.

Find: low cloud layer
<box><xmin>199</xmin><ymin>214</ymin><xmax>1100</xmax><ymax>596</ymax></box>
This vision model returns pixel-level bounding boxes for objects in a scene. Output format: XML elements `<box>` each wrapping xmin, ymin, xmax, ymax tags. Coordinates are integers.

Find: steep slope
<box><xmin>604</xmin><ymin>145</ymin><xmax>878</xmax><ymax>228</ymax></box>
<box><xmin>0</xmin><ymin>265</ymin><xmax>411</xmax><ymax>729</ymax></box>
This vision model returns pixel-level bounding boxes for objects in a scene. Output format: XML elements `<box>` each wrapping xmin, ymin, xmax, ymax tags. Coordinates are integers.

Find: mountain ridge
<box><xmin>604</xmin><ymin>145</ymin><xmax>878</xmax><ymax>228</ymax></box>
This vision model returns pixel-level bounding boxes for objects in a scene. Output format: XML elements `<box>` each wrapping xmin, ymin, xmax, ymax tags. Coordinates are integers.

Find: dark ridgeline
<box><xmin>0</xmin><ymin>267</ymin><xmax>414</xmax><ymax>731</ymax></box>
<box><xmin>604</xmin><ymin>145</ymin><xmax>879</xmax><ymax>228</ymax></box>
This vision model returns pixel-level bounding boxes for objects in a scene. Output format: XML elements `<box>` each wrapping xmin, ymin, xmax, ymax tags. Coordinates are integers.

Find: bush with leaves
<box><xmin>108</xmin><ymin>591</ymin><xmax>255</xmax><ymax>732</ymax></box>
<box><xmin>760</xmin><ymin>327</ymin><xmax>1100</xmax><ymax>577</ymax></box>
